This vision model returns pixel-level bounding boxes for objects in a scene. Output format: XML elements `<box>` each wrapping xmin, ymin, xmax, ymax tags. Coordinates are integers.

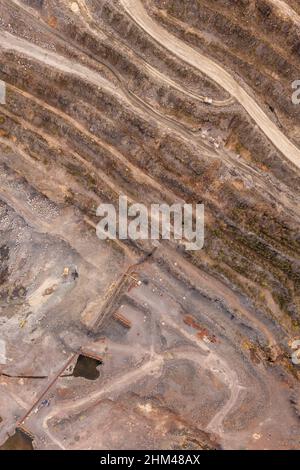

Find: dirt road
<box><xmin>120</xmin><ymin>0</ymin><xmax>300</xmax><ymax>170</ymax></box>
<box><xmin>269</xmin><ymin>0</ymin><xmax>300</xmax><ymax>26</ymax></box>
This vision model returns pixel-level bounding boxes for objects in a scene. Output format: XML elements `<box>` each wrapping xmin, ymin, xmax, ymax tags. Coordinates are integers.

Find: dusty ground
<box><xmin>0</xmin><ymin>0</ymin><xmax>299</xmax><ymax>450</ymax></box>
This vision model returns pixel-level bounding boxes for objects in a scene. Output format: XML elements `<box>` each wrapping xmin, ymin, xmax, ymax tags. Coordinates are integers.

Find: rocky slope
<box><xmin>0</xmin><ymin>0</ymin><xmax>299</xmax><ymax>450</ymax></box>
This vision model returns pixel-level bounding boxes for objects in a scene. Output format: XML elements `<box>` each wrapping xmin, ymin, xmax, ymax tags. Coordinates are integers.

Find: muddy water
<box><xmin>72</xmin><ymin>354</ymin><xmax>102</xmax><ymax>380</ymax></box>
<box><xmin>0</xmin><ymin>429</ymin><xmax>33</xmax><ymax>450</ymax></box>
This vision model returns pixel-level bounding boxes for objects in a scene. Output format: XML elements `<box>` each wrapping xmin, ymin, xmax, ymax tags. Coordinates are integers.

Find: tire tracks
<box><xmin>120</xmin><ymin>0</ymin><xmax>300</xmax><ymax>170</ymax></box>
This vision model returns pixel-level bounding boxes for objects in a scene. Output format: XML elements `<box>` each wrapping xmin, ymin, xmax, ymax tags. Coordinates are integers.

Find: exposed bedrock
<box><xmin>0</xmin><ymin>0</ymin><xmax>299</xmax><ymax>450</ymax></box>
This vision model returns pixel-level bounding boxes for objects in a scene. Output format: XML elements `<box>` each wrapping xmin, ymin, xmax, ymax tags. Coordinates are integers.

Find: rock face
<box><xmin>0</xmin><ymin>0</ymin><xmax>299</xmax><ymax>450</ymax></box>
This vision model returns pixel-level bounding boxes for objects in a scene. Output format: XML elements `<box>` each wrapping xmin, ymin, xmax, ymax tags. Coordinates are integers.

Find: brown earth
<box><xmin>0</xmin><ymin>0</ymin><xmax>299</xmax><ymax>450</ymax></box>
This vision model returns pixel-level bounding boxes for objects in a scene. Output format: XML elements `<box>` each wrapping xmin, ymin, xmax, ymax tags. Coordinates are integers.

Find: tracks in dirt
<box><xmin>269</xmin><ymin>0</ymin><xmax>300</xmax><ymax>26</ymax></box>
<box><xmin>77</xmin><ymin>0</ymin><xmax>235</xmax><ymax>108</ymax></box>
<box><xmin>4</xmin><ymin>0</ymin><xmax>229</xmax><ymax>155</ymax></box>
<box><xmin>0</xmin><ymin>0</ymin><xmax>298</xmax><ymax>450</ymax></box>
<box><xmin>120</xmin><ymin>0</ymin><xmax>300</xmax><ymax>170</ymax></box>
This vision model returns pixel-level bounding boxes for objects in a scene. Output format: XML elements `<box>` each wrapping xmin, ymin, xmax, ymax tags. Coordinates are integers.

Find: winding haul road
<box><xmin>269</xmin><ymin>0</ymin><xmax>300</xmax><ymax>26</ymax></box>
<box><xmin>2</xmin><ymin>0</ymin><xmax>300</xmax><ymax>170</ymax></box>
<box><xmin>120</xmin><ymin>0</ymin><xmax>300</xmax><ymax>170</ymax></box>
